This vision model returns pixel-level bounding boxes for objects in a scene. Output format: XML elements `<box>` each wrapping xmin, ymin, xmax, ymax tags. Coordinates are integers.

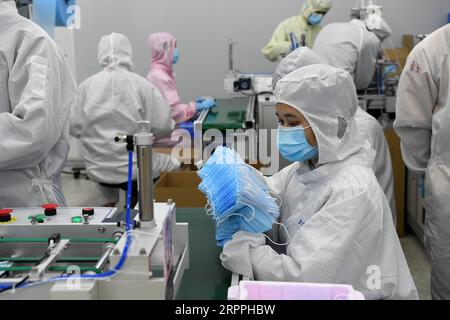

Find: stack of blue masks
<box><xmin>198</xmin><ymin>147</ymin><xmax>280</xmax><ymax>247</ymax></box>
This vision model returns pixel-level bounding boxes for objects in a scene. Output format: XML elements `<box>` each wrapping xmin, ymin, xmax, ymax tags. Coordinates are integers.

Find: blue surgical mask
<box><xmin>216</xmin><ymin>205</ymin><xmax>291</xmax><ymax>247</ymax></box>
<box><xmin>308</xmin><ymin>12</ymin><xmax>324</xmax><ymax>26</ymax></box>
<box><xmin>215</xmin><ymin>204</ymin><xmax>275</xmax><ymax>247</ymax></box>
<box><xmin>277</xmin><ymin>125</ymin><xmax>318</xmax><ymax>162</ymax></box>
<box><xmin>197</xmin><ymin>147</ymin><xmax>281</xmax><ymax>247</ymax></box>
<box><xmin>172</xmin><ymin>47</ymin><xmax>180</xmax><ymax>65</ymax></box>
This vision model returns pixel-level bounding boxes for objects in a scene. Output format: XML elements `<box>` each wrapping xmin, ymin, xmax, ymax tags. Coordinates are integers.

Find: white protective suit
<box><xmin>354</xmin><ymin>109</ymin><xmax>396</xmax><ymax>225</ymax></box>
<box><xmin>0</xmin><ymin>0</ymin><xmax>77</xmax><ymax>207</ymax></box>
<box><xmin>221</xmin><ymin>65</ymin><xmax>418</xmax><ymax>300</ymax></box>
<box><xmin>70</xmin><ymin>33</ymin><xmax>177</xmax><ymax>191</ymax></box>
<box><xmin>393</xmin><ymin>24</ymin><xmax>450</xmax><ymax>300</ymax></box>
<box><xmin>312</xmin><ymin>18</ymin><xmax>391</xmax><ymax>90</ymax></box>
<box><xmin>272</xmin><ymin>47</ymin><xmax>324</xmax><ymax>89</ymax></box>
<box><xmin>273</xmin><ymin>47</ymin><xmax>397</xmax><ymax>225</ymax></box>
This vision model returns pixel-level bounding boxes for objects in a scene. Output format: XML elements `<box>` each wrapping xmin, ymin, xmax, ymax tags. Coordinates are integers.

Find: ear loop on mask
<box><xmin>279</xmin><ymin>125</ymin><xmax>311</xmax><ymax>131</ymax></box>
<box><xmin>269</xmin><ymin>191</ymin><xmax>283</xmax><ymax>209</ymax></box>
<box><xmin>215</xmin><ymin>202</ymin><xmax>256</xmax><ymax>225</ymax></box>
<box><xmin>263</xmin><ymin>221</ymin><xmax>292</xmax><ymax>246</ymax></box>
<box><xmin>236</xmin><ymin>165</ymin><xmax>278</xmax><ymax>212</ymax></box>
<box><xmin>205</xmin><ymin>202</ymin><xmax>214</xmax><ymax>216</ymax></box>
<box><xmin>215</xmin><ymin>203</ymin><xmax>292</xmax><ymax>247</ymax></box>
<box><xmin>265</xmin><ymin>192</ymin><xmax>289</xmax><ymax>245</ymax></box>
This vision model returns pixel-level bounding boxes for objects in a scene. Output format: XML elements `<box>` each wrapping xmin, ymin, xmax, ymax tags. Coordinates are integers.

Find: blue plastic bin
<box><xmin>177</xmin><ymin>121</ymin><xmax>194</xmax><ymax>138</ymax></box>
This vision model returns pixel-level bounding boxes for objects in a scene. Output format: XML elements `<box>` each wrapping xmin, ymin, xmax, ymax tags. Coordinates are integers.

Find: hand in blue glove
<box><xmin>196</xmin><ymin>98</ymin><xmax>216</xmax><ymax>111</ymax></box>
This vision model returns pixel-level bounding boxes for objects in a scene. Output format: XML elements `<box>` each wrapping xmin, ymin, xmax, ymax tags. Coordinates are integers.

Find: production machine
<box><xmin>0</xmin><ymin>122</ymin><xmax>189</xmax><ymax>300</ymax></box>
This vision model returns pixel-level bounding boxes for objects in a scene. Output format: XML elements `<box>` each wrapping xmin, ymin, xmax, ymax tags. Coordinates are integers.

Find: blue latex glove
<box><xmin>196</xmin><ymin>98</ymin><xmax>216</xmax><ymax>111</ymax></box>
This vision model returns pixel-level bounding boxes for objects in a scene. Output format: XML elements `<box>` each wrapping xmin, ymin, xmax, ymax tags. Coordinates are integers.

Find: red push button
<box><xmin>42</xmin><ymin>203</ymin><xmax>58</xmax><ymax>217</ymax></box>
<box><xmin>42</xmin><ymin>203</ymin><xmax>59</xmax><ymax>210</ymax></box>
<box><xmin>0</xmin><ymin>208</ymin><xmax>13</xmax><ymax>222</ymax></box>
<box><xmin>82</xmin><ymin>208</ymin><xmax>95</xmax><ymax>216</ymax></box>
<box><xmin>0</xmin><ymin>208</ymin><xmax>13</xmax><ymax>216</ymax></box>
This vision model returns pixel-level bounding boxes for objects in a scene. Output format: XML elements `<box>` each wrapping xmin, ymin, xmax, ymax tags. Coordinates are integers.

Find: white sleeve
<box><xmin>220</xmin><ymin>189</ymin><xmax>379</xmax><ymax>282</ymax></box>
<box><xmin>371</xmin><ymin>125</ymin><xmax>397</xmax><ymax>224</ymax></box>
<box><xmin>142</xmin><ymin>81</ymin><xmax>175</xmax><ymax>140</ymax></box>
<box><xmin>354</xmin><ymin>31</ymin><xmax>380</xmax><ymax>90</ymax></box>
<box><xmin>394</xmin><ymin>47</ymin><xmax>437</xmax><ymax>173</ymax></box>
<box><xmin>69</xmin><ymin>83</ymin><xmax>87</xmax><ymax>139</ymax></box>
<box><xmin>0</xmin><ymin>36</ymin><xmax>77</xmax><ymax>170</ymax></box>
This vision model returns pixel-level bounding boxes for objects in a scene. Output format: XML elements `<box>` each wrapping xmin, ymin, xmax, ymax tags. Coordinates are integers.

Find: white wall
<box><xmin>74</xmin><ymin>0</ymin><xmax>450</xmax><ymax>100</ymax></box>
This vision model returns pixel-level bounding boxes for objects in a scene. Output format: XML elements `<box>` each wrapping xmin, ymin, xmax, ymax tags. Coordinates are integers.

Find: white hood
<box><xmin>272</xmin><ymin>47</ymin><xmax>325</xmax><ymax>89</ymax></box>
<box><xmin>364</xmin><ymin>14</ymin><xmax>392</xmax><ymax>41</ymax></box>
<box><xmin>98</xmin><ymin>33</ymin><xmax>133</xmax><ymax>70</ymax></box>
<box><xmin>0</xmin><ymin>0</ymin><xmax>17</xmax><ymax>15</ymax></box>
<box><xmin>275</xmin><ymin>64</ymin><xmax>369</xmax><ymax>166</ymax></box>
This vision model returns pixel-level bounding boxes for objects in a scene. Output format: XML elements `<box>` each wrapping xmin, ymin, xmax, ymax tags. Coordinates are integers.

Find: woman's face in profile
<box><xmin>276</xmin><ymin>103</ymin><xmax>317</xmax><ymax>147</ymax></box>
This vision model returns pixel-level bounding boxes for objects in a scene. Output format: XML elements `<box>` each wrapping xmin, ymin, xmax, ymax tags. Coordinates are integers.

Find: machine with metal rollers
<box><xmin>0</xmin><ymin>121</ymin><xmax>189</xmax><ymax>300</ymax></box>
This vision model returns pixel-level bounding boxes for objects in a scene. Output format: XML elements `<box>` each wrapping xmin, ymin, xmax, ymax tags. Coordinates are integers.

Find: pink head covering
<box><xmin>148</xmin><ymin>32</ymin><xmax>177</xmax><ymax>73</ymax></box>
<box><xmin>147</xmin><ymin>32</ymin><xmax>196</xmax><ymax>123</ymax></box>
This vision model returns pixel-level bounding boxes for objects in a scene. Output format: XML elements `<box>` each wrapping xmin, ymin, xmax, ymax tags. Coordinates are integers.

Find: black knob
<box><xmin>44</xmin><ymin>208</ymin><xmax>57</xmax><ymax>216</ymax></box>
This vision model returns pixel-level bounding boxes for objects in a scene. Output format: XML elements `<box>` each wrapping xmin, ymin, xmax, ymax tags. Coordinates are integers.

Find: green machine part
<box><xmin>202</xmin><ymin>99</ymin><xmax>250</xmax><ymax>131</ymax></box>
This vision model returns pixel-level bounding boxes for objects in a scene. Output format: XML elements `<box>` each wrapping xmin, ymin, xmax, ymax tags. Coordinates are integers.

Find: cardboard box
<box><xmin>384</xmin><ymin>129</ymin><xmax>406</xmax><ymax>237</ymax></box>
<box><xmin>155</xmin><ymin>171</ymin><xmax>207</xmax><ymax>208</ymax></box>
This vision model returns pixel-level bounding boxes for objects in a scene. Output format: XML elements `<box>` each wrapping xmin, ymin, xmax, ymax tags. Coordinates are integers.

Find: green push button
<box><xmin>28</xmin><ymin>214</ymin><xmax>45</xmax><ymax>223</ymax></box>
<box><xmin>71</xmin><ymin>216</ymin><xmax>82</xmax><ymax>224</ymax></box>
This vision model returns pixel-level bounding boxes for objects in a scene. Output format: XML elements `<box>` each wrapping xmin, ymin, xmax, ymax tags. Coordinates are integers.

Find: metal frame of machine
<box><xmin>193</xmin><ymin>98</ymin><xmax>257</xmax><ymax>164</ymax></box>
<box><xmin>0</xmin><ymin>122</ymin><xmax>189</xmax><ymax>300</ymax></box>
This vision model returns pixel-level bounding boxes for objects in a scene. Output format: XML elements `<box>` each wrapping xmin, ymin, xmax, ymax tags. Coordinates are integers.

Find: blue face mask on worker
<box><xmin>173</xmin><ymin>48</ymin><xmax>180</xmax><ymax>65</ymax></box>
<box><xmin>277</xmin><ymin>125</ymin><xmax>318</xmax><ymax>162</ymax></box>
<box><xmin>308</xmin><ymin>12</ymin><xmax>324</xmax><ymax>26</ymax></box>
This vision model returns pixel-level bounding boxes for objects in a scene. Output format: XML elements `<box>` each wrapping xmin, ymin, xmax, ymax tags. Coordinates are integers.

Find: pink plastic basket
<box><xmin>228</xmin><ymin>281</ymin><xmax>365</xmax><ymax>300</ymax></box>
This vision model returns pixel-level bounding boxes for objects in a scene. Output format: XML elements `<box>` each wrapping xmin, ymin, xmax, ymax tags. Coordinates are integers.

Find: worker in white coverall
<box><xmin>273</xmin><ymin>46</ymin><xmax>397</xmax><ymax>225</ymax></box>
<box><xmin>394</xmin><ymin>24</ymin><xmax>450</xmax><ymax>300</ymax></box>
<box><xmin>312</xmin><ymin>14</ymin><xmax>396</xmax><ymax>222</ymax></box>
<box><xmin>70</xmin><ymin>33</ymin><xmax>178</xmax><ymax>207</ymax></box>
<box><xmin>0</xmin><ymin>0</ymin><xmax>77</xmax><ymax>207</ymax></box>
<box><xmin>221</xmin><ymin>64</ymin><xmax>418</xmax><ymax>300</ymax></box>
<box><xmin>312</xmin><ymin>15</ymin><xmax>392</xmax><ymax>90</ymax></box>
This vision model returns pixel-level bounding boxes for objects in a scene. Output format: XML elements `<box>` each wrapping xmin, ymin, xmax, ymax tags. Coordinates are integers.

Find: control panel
<box><xmin>0</xmin><ymin>205</ymin><xmax>117</xmax><ymax>226</ymax></box>
<box><xmin>0</xmin><ymin>205</ymin><xmax>123</xmax><ymax>241</ymax></box>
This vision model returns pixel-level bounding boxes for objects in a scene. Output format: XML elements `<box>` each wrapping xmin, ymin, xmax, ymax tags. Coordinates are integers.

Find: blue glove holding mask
<box><xmin>196</xmin><ymin>97</ymin><xmax>217</xmax><ymax>111</ymax></box>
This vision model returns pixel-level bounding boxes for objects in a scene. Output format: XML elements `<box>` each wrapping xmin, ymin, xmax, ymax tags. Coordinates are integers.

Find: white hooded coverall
<box><xmin>273</xmin><ymin>47</ymin><xmax>397</xmax><ymax>225</ymax></box>
<box><xmin>394</xmin><ymin>24</ymin><xmax>450</xmax><ymax>300</ymax></box>
<box><xmin>70</xmin><ymin>33</ymin><xmax>176</xmax><ymax>198</ymax></box>
<box><xmin>312</xmin><ymin>18</ymin><xmax>391</xmax><ymax>91</ymax></box>
<box><xmin>221</xmin><ymin>64</ymin><xmax>418</xmax><ymax>300</ymax></box>
<box><xmin>0</xmin><ymin>0</ymin><xmax>77</xmax><ymax>207</ymax></box>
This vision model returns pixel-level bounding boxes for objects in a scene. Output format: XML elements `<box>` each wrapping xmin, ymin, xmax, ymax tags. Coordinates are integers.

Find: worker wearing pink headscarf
<box><xmin>147</xmin><ymin>32</ymin><xmax>215</xmax><ymax>124</ymax></box>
